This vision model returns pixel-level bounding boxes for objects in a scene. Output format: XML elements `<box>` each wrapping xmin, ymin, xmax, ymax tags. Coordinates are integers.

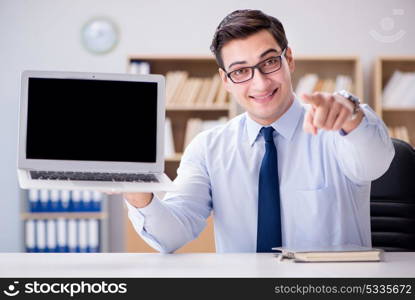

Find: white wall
<box><xmin>0</xmin><ymin>0</ymin><xmax>414</xmax><ymax>251</ymax></box>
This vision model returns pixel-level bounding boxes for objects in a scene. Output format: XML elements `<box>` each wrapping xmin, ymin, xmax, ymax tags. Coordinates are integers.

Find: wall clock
<box><xmin>81</xmin><ymin>18</ymin><xmax>119</xmax><ymax>54</ymax></box>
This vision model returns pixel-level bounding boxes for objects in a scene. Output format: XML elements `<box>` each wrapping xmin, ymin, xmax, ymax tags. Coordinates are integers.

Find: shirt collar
<box><xmin>246</xmin><ymin>97</ymin><xmax>304</xmax><ymax>146</ymax></box>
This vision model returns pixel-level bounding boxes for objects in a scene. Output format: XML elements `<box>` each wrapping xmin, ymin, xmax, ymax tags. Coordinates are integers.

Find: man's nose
<box><xmin>251</xmin><ymin>68</ymin><xmax>270</xmax><ymax>90</ymax></box>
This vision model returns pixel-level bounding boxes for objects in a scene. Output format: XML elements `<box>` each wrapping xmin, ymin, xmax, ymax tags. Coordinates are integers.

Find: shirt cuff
<box><xmin>124</xmin><ymin>195</ymin><xmax>166</xmax><ymax>251</ymax></box>
<box><xmin>337</xmin><ymin>104</ymin><xmax>379</xmax><ymax>142</ymax></box>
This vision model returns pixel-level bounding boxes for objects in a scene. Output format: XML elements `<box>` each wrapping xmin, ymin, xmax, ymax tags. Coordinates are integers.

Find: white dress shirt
<box><xmin>126</xmin><ymin>98</ymin><xmax>395</xmax><ymax>253</ymax></box>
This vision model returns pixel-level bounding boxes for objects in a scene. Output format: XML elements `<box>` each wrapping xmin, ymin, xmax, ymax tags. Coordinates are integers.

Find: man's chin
<box><xmin>248</xmin><ymin>112</ymin><xmax>279</xmax><ymax>125</ymax></box>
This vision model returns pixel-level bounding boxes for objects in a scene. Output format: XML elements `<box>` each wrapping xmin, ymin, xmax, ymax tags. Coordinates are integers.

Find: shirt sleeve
<box><xmin>125</xmin><ymin>132</ymin><xmax>213</xmax><ymax>253</ymax></box>
<box><xmin>331</xmin><ymin>104</ymin><xmax>395</xmax><ymax>184</ymax></box>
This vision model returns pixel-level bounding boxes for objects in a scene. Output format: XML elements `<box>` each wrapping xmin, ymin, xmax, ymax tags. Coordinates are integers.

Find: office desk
<box><xmin>0</xmin><ymin>252</ymin><xmax>414</xmax><ymax>277</ymax></box>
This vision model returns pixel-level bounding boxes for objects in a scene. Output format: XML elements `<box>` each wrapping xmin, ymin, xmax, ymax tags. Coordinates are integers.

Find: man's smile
<box><xmin>249</xmin><ymin>87</ymin><xmax>279</xmax><ymax>104</ymax></box>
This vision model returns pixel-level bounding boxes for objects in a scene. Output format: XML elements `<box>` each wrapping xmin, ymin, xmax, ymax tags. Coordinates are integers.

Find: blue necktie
<box><xmin>257</xmin><ymin>126</ymin><xmax>282</xmax><ymax>252</ymax></box>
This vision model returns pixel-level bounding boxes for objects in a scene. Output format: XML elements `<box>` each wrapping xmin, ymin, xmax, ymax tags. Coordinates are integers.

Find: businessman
<box><xmin>123</xmin><ymin>9</ymin><xmax>394</xmax><ymax>253</ymax></box>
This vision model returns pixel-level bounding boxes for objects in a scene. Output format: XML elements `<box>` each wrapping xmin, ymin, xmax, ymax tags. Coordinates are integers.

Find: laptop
<box><xmin>17</xmin><ymin>70</ymin><xmax>176</xmax><ymax>192</ymax></box>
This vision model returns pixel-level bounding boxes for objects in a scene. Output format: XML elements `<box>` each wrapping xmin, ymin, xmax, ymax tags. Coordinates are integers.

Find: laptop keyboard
<box><xmin>30</xmin><ymin>171</ymin><xmax>159</xmax><ymax>183</ymax></box>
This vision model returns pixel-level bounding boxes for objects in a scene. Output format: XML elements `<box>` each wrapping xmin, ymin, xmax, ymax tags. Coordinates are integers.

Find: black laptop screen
<box><xmin>26</xmin><ymin>77</ymin><xmax>158</xmax><ymax>163</ymax></box>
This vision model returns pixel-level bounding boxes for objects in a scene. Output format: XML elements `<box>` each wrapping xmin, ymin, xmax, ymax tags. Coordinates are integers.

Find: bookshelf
<box><xmin>374</xmin><ymin>56</ymin><xmax>415</xmax><ymax>145</ymax></box>
<box><xmin>293</xmin><ymin>56</ymin><xmax>363</xmax><ymax>99</ymax></box>
<box><xmin>124</xmin><ymin>54</ymin><xmax>364</xmax><ymax>253</ymax></box>
<box><xmin>21</xmin><ymin>190</ymin><xmax>109</xmax><ymax>253</ymax></box>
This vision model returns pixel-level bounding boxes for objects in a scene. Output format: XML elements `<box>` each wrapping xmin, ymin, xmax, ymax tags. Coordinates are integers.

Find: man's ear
<box><xmin>218</xmin><ymin>68</ymin><xmax>232</xmax><ymax>93</ymax></box>
<box><xmin>285</xmin><ymin>47</ymin><xmax>295</xmax><ymax>73</ymax></box>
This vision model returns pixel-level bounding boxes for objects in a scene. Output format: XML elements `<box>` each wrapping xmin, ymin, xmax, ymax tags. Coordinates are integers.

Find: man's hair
<box><xmin>210</xmin><ymin>9</ymin><xmax>288</xmax><ymax>70</ymax></box>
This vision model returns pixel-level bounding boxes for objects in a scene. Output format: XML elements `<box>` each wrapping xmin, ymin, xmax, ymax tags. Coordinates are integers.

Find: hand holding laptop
<box><xmin>124</xmin><ymin>192</ymin><xmax>153</xmax><ymax>208</ymax></box>
<box><xmin>106</xmin><ymin>191</ymin><xmax>153</xmax><ymax>208</ymax></box>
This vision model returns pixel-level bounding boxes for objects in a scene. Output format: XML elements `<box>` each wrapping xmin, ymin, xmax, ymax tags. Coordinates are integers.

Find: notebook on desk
<box><xmin>273</xmin><ymin>244</ymin><xmax>383</xmax><ymax>262</ymax></box>
<box><xmin>17</xmin><ymin>70</ymin><xmax>175</xmax><ymax>192</ymax></box>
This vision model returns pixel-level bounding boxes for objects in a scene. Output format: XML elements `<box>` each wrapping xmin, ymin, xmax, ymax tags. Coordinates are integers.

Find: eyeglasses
<box><xmin>225</xmin><ymin>48</ymin><xmax>287</xmax><ymax>84</ymax></box>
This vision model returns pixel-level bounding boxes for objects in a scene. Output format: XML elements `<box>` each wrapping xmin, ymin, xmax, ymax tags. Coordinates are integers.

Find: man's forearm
<box><xmin>333</xmin><ymin>105</ymin><xmax>395</xmax><ymax>183</ymax></box>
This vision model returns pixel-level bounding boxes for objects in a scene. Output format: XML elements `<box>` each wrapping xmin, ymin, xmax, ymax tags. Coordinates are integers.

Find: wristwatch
<box><xmin>335</xmin><ymin>90</ymin><xmax>361</xmax><ymax>120</ymax></box>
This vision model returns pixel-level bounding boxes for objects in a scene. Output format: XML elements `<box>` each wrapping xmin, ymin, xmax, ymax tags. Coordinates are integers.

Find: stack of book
<box><xmin>295</xmin><ymin>74</ymin><xmax>353</xmax><ymax>96</ymax></box>
<box><xmin>382</xmin><ymin>71</ymin><xmax>415</xmax><ymax>108</ymax></box>
<box><xmin>165</xmin><ymin>118</ymin><xmax>175</xmax><ymax>158</ymax></box>
<box><xmin>184</xmin><ymin>117</ymin><xmax>228</xmax><ymax>149</ymax></box>
<box><xmin>25</xmin><ymin>218</ymin><xmax>100</xmax><ymax>253</ymax></box>
<box><xmin>387</xmin><ymin>126</ymin><xmax>411</xmax><ymax>144</ymax></box>
<box><xmin>165</xmin><ymin>72</ymin><xmax>230</xmax><ymax>108</ymax></box>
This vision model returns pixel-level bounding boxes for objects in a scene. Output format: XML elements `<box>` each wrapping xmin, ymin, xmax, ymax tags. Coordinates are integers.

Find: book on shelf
<box><xmin>165</xmin><ymin>71</ymin><xmax>187</xmax><ymax>105</ymax></box>
<box><xmin>387</xmin><ymin>126</ymin><xmax>411</xmax><ymax>144</ymax></box>
<box><xmin>215</xmin><ymin>80</ymin><xmax>229</xmax><ymax>106</ymax></box>
<box><xmin>382</xmin><ymin>71</ymin><xmax>415</xmax><ymax>108</ymax></box>
<box><xmin>165</xmin><ymin>72</ymin><xmax>229</xmax><ymax>108</ymax></box>
<box><xmin>273</xmin><ymin>244</ymin><xmax>383</xmax><ymax>262</ymax></box>
<box><xmin>164</xmin><ymin>117</ymin><xmax>175</xmax><ymax>158</ymax></box>
<box><xmin>295</xmin><ymin>73</ymin><xmax>353</xmax><ymax>97</ymax></box>
<box><xmin>186</xmin><ymin>78</ymin><xmax>203</xmax><ymax>105</ymax></box>
<box><xmin>334</xmin><ymin>75</ymin><xmax>352</xmax><ymax>92</ymax></box>
<box><xmin>184</xmin><ymin>117</ymin><xmax>228</xmax><ymax>149</ymax></box>
<box><xmin>25</xmin><ymin>218</ymin><xmax>100</xmax><ymax>253</ymax></box>
<box><xmin>205</xmin><ymin>74</ymin><xmax>222</xmax><ymax>106</ymax></box>
<box><xmin>197</xmin><ymin>78</ymin><xmax>213</xmax><ymax>106</ymax></box>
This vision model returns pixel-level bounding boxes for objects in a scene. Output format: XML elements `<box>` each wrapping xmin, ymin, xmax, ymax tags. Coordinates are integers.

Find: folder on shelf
<box><xmin>25</xmin><ymin>220</ymin><xmax>36</xmax><ymax>252</ymax></box>
<box><xmin>71</xmin><ymin>190</ymin><xmax>82</xmax><ymax>212</ymax></box>
<box><xmin>88</xmin><ymin>219</ymin><xmax>100</xmax><ymax>252</ymax></box>
<box><xmin>129</xmin><ymin>60</ymin><xmax>150</xmax><ymax>75</ymax></box>
<box><xmin>81</xmin><ymin>190</ymin><xmax>92</xmax><ymax>212</ymax></box>
<box><xmin>56</xmin><ymin>218</ymin><xmax>68</xmax><ymax>252</ymax></box>
<box><xmin>78</xmin><ymin>219</ymin><xmax>88</xmax><ymax>253</ymax></box>
<box><xmin>50</xmin><ymin>189</ymin><xmax>60</xmax><ymax>212</ymax></box>
<box><xmin>46</xmin><ymin>219</ymin><xmax>57</xmax><ymax>252</ymax></box>
<box><xmin>28</xmin><ymin>189</ymin><xmax>40</xmax><ymax>212</ymax></box>
<box><xmin>36</xmin><ymin>219</ymin><xmax>46</xmax><ymax>253</ymax></box>
<box><xmin>39</xmin><ymin>189</ymin><xmax>49</xmax><ymax>212</ymax></box>
<box><xmin>91</xmin><ymin>191</ymin><xmax>102</xmax><ymax>212</ymax></box>
<box><xmin>67</xmin><ymin>219</ymin><xmax>78</xmax><ymax>253</ymax></box>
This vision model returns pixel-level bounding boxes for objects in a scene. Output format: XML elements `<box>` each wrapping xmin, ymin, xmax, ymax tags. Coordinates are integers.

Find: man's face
<box><xmin>219</xmin><ymin>29</ymin><xmax>295</xmax><ymax>125</ymax></box>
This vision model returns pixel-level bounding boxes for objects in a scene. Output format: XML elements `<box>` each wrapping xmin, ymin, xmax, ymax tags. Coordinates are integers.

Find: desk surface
<box><xmin>0</xmin><ymin>252</ymin><xmax>414</xmax><ymax>278</ymax></box>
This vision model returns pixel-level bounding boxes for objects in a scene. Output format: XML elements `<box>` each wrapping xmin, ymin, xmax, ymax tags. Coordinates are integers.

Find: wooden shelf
<box><xmin>374</xmin><ymin>56</ymin><xmax>415</xmax><ymax>145</ymax></box>
<box><xmin>167</xmin><ymin>105</ymin><xmax>229</xmax><ymax>111</ymax></box>
<box><xmin>21</xmin><ymin>212</ymin><xmax>108</xmax><ymax>220</ymax></box>
<box><xmin>292</xmin><ymin>56</ymin><xmax>363</xmax><ymax>99</ymax></box>
<box><xmin>382</xmin><ymin>107</ymin><xmax>415</xmax><ymax>112</ymax></box>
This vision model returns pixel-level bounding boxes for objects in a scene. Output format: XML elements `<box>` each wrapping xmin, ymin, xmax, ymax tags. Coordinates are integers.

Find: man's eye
<box><xmin>233</xmin><ymin>68</ymin><xmax>249</xmax><ymax>76</ymax></box>
<box><xmin>264</xmin><ymin>58</ymin><xmax>278</xmax><ymax>66</ymax></box>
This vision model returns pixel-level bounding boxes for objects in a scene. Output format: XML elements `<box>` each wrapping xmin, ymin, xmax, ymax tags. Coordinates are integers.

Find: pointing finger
<box><xmin>301</xmin><ymin>93</ymin><xmax>323</xmax><ymax>107</ymax></box>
